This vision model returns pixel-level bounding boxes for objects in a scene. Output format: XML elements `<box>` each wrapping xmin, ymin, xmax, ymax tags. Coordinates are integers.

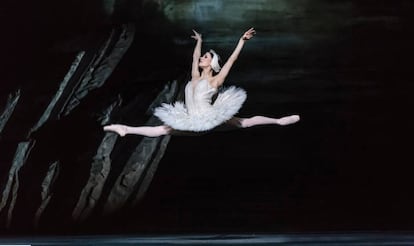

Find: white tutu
<box><xmin>154</xmin><ymin>79</ymin><xmax>246</xmax><ymax>131</ymax></box>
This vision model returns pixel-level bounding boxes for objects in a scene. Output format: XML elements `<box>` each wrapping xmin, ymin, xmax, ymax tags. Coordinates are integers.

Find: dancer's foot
<box><xmin>276</xmin><ymin>115</ymin><xmax>300</xmax><ymax>125</ymax></box>
<box><xmin>103</xmin><ymin>124</ymin><xmax>127</xmax><ymax>137</ymax></box>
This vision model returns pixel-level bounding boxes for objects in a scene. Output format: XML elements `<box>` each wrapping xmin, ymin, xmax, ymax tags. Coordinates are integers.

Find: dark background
<box><xmin>1</xmin><ymin>0</ymin><xmax>414</xmax><ymax>235</ymax></box>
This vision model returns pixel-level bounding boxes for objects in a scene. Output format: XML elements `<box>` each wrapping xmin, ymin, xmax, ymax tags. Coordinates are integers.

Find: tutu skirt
<box><xmin>154</xmin><ymin>80</ymin><xmax>246</xmax><ymax>132</ymax></box>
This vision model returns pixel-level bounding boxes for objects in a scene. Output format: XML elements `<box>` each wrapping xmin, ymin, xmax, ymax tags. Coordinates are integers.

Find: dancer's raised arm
<box><xmin>191</xmin><ymin>30</ymin><xmax>202</xmax><ymax>80</ymax></box>
<box><xmin>212</xmin><ymin>28</ymin><xmax>256</xmax><ymax>87</ymax></box>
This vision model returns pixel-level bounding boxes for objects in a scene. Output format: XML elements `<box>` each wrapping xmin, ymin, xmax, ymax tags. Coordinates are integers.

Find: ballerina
<box><xmin>104</xmin><ymin>28</ymin><xmax>300</xmax><ymax>137</ymax></box>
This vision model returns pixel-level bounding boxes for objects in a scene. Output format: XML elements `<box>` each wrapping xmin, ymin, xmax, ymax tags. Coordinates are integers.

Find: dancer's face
<box><xmin>199</xmin><ymin>52</ymin><xmax>213</xmax><ymax>69</ymax></box>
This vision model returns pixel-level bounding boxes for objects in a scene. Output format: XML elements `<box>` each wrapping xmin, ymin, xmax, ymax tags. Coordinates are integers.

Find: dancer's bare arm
<box><xmin>191</xmin><ymin>30</ymin><xmax>202</xmax><ymax>80</ymax></box>
<box><xmin>212</xmin><ymin>28</ymin><xmax>256</xmax><ymax>87</ymax></box>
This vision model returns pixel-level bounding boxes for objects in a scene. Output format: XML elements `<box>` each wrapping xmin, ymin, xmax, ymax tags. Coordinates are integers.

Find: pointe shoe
<box><xmin>277</xmin><ymin>115</ymin><xmax>300</xmax><ymax>126</ymax></box>
<box><xmin>103</xmin><ymin>124</ymin><xmax>127</xmax><ymax>137</ymax></box>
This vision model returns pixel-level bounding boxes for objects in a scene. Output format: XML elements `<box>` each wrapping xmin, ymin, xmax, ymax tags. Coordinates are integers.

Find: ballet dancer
<box><xmin>104</xmin><ymin>28</ymin><xmax>300</xmax><ymax>137</ymax></box>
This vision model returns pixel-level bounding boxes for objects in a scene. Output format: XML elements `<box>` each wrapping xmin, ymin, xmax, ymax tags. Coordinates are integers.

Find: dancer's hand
<box><xmin>242</xmin><ymin>27</ymin><xmax>256</xmax><ymax>41</ymax></box>
<box><xmin>191</xmin><ymin>29</ymin><xmax>202</xmax><ymax>41</ymax></box>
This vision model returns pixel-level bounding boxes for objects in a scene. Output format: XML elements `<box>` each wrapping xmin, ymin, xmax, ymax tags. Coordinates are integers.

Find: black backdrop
<box><xmin>1</xmin><ymin>0</ymin><xmax>414</xmax><ymax>235</ymax></box>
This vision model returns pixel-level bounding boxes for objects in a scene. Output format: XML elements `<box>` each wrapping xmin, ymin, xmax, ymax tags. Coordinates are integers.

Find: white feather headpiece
<box><xmin>209</xmin><ymin>49</ymin><xmax>221</xmax><ymax>73</ymax></box>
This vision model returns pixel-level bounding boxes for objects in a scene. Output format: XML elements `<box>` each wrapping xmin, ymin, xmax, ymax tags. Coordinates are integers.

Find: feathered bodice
<box><xmin>184</xmin><ymin>79</ymin><xmax>217</xmax><ymax>115</ymax></box>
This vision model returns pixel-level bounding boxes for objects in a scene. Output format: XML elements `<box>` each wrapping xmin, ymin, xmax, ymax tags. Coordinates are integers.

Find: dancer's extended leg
<box><xmin>103</xmin><ymin>124</ymin><xmax>172</xmax><ymax>137</ymax></box>
<box><xmin>228</xmin><ymin>115</ymin><xmax>300</xmax><ymax>128</ymax></box>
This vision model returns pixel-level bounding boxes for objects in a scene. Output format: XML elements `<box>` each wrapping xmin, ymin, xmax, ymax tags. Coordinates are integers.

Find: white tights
<box><xmin>103</xmin><ymin>125</ymin><xmax>172</xmax><ymax>137</ymax></box>
<box><xmin>237</xmin><ymin>115</ymin><xmax>300</xmax><ymax>128</ymax></box>
<box><xmin>103</xmin><ymin>115</ymin><xmax>299</xmax><ymax>137</ymax></box>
